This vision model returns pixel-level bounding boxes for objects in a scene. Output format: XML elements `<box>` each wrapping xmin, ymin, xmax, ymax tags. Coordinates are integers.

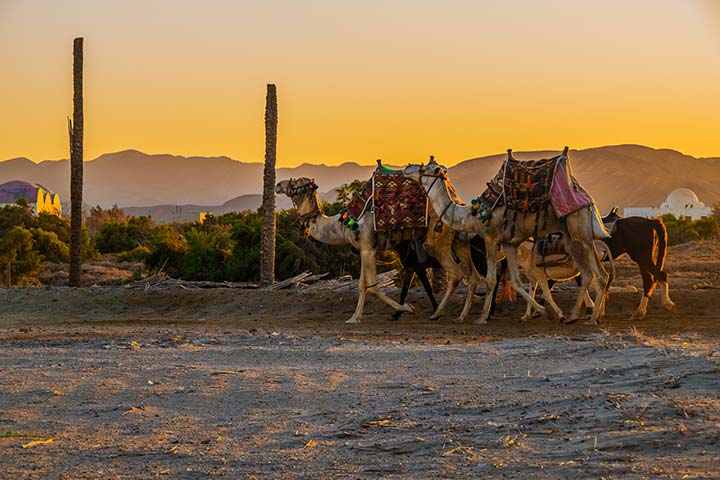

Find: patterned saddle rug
<box><xmin>345</xmin><ymin>169</ymin><xmax>428</xmax><ymax>232</ymax></box>
<box><xmin>477</xmin><ymin>151</ymin><xmax>595</xmax><ymax>218</ymax></box>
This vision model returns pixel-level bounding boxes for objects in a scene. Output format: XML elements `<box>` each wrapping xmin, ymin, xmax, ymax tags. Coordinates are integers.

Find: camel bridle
<box><xmin>405</xmin><ymin>165</ymin><xmax>457</xmax><ymax>228</ymax></box>
<box><xmin>286</xmin><ymin>178</ymin><xmax>321</xmax><ymax>230</ymax></box>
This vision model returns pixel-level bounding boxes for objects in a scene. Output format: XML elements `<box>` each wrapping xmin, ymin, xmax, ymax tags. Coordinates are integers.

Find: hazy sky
<box><xmin>1</xmin><ymin>0</ymin><xmax>719</xmax><ymax>167</ymax></box>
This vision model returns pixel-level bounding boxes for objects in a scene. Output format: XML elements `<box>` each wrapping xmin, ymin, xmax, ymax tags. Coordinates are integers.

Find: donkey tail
<box><xmin>652</xmin><ymin>217</ymin><xmax>668</xmax><ymax>272</ymax></box>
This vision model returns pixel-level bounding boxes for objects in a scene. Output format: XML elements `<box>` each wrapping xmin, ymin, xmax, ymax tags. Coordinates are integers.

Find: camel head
<box><xmin>275</xmin><ymin>177</ymin><xmax>319</xmax><ymax>210</ymax></box>
<box><xmin>402</xmin><ymin>156</ymin><xmax>448</xmax><ymax>183</ymax></box>
<box><xmin>275</xmin><ymin>177</ymin><xmax>318</xmax><ymax>197</ymax></box>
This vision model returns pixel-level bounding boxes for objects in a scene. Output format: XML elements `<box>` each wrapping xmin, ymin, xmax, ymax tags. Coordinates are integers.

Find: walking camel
<box><xmin>515</xmin><ymin>239</ymin><xmax>616</xmax><ymax>322</ymax></box>
<box><xmin>274</xmin><ymin>177</ymin><xmax>485</xmax><ymax>323</ymax></box>
<box><xmin>402</xmin><ymin>149</ymin><xmax>611</xmax><ymax>325</ymax></box>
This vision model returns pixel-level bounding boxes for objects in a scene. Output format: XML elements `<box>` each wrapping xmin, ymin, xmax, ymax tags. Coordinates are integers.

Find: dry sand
<box><xmin>0</xmin><ymin>241</ymin><xmax>719</xmax><ymax>478</ymax></box>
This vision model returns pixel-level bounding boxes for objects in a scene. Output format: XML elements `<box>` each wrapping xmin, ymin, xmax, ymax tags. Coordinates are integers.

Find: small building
<box><xmin>0</xmin><ymin>180</ymin><xmax>62</xmax><ymax>216</ymax></box>
<box><xmin>624</xmin><ymin>188</ymin><xmax>712</xmax><ymax>220</ymax></box>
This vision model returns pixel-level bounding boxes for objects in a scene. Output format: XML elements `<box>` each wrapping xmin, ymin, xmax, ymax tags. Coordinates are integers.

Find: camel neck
<box><xmin>294</xmin><ymin>192</ymin><xmax>349</xmax><ymax>245</ymax></box>
<box><xmin>423</xmin><ymin>176</ymin><xmax>471</xmax><ymax>229</ymax></box>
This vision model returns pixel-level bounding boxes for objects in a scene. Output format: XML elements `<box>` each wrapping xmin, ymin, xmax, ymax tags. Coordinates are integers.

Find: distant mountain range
<box><xmin>2</xmin><ymin>145</ymin><xmax>718</xmax><ymax>223</ymax></box>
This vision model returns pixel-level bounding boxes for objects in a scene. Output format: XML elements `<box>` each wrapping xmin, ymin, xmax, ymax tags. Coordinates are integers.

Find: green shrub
<box><xmin>662</xmin><ymin>213</ymin><xmax>719</xmax><ymax>245</ymax></box>
<box><xmin>117</xmin><ymin>245</ymin><xmax>151</xmax><ymax>263</ymax></box>
<box><xmin>0</xmin><ymin>226</ymin><xmax>43</xmax><ymax>285</ymax></box>
<box><xmin>144</xmin><ymin>225</ymin><xmax>188</xmax><ymax>277</ymax></box>
<box><xmin>31</xmin><ymin>229</ymin><xmax>70</xmax><ymax>263</ymax></box>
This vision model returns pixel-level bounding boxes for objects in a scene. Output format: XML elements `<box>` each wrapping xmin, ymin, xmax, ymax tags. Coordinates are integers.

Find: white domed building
<box><xmin>0</xmin><ymin>180</ymin><xmax>62</xmax><ymax>216</ymax></box>
<box><xmin>624</xmin><ymin>188</ymin><xmax>712</xmax><ymax>220</ymax></box>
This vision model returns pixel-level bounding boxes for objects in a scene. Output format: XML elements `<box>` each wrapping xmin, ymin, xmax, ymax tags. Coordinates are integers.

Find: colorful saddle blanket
<box><xmin>478</xmin><ymin>153</ymin><xmax>593</xmax><ymax>218</ymax></box>
<box><xmin>345</xmin><ymin>171</ymin><xmax>428</xmax><ymax>231</ymax></box>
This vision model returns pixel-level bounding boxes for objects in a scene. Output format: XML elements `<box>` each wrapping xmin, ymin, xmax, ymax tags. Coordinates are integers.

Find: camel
<box><xmin>274</xmin><ymin>177</ymin><xmax>484</xmax><ymax>323</ymax></box>
<box><xmin>402</xmin><ymin>149</ymin><xmax>611</xmax><ymax>325</ymax></box>
<box><xmin>515</xmin><ymin>239</ymin><xmax>615</xmax><ymax>322</ymax></box>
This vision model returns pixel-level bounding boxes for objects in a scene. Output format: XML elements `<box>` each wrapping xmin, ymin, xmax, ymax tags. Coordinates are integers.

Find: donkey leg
<box><xmin>431</xmin><ymin>277</ymin><xmax>459</xmax><ymax>319</ymax></box>
<box><xmin>417</xmin><ymin>269</ymin><xmax>439</xmax><ymax>312</ymax></box>
<box><xmin>632</xmin><ymin>269</ymin><xmax>654</xmax><ymax>320</ymax></box>
<box><xmin>659</xmin><ymin>280</ymin><xmax>676</xmax><ymax>311</ymax></box>
<box><xmin>502</xmin><ymin>245</ymin><xmax>553</xmax><ymax>320</ymax></box>
<box><xmin>391</xmin><ymin>272</ymin><xmax>415</xmax><ymax>321</ymax></box>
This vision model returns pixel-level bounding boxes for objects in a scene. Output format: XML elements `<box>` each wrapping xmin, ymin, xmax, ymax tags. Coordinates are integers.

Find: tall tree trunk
<box><xmin>260</xmin><ymin>84</ymin><xmax>278</xmax><ymax>287</ymax></box>
<box><xmin>69</xmin><ymin>37</ymin><xmax>84</xmax><ymax>287</ymax></box>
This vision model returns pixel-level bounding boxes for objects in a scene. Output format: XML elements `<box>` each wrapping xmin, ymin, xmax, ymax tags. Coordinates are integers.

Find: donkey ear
<box><xmin>429</xmin><ymin>155</ymin><xmax>436</xmax><ymax>165</ymax></box>
<box><xmin>562</xmin><ymin>146</ymin><xmax>569</xmax><ymax>156</ymax></box>
<box><xmin>507</xmin><ymin>149</ymin><xmax>514</xmax><ymax>160</ymax></box>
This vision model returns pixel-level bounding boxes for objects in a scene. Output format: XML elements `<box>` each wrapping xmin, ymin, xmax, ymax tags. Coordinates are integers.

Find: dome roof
<box><xmin>663</xmin><ymin>188</ymin><xmax>703</xmax><ymax>209</ymax></box>
<box><xmin>0</xmin><ymin>180</ymin><xmax>55</xmax><ymax>204</ymax></box>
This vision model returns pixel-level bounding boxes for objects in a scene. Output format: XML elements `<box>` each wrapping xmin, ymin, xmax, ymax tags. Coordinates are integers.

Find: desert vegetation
<box><xmin>0</xmin><ymin>196</ymin><xmax>718</xmax><ymax>287</ymax></box>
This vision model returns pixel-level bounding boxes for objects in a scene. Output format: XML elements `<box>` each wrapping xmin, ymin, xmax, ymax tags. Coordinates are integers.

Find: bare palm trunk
<box><xmin>260</xmin><ymin>84</ymin><xmax>277</xmax><ymax>286</ymax></box>
<box><xmin>69</xmin><ymin>37</ymin><xmax>84</xmax><ymax>287</ymax></box>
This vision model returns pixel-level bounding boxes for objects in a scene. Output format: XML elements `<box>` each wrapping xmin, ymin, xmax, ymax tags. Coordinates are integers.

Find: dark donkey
<box><xmin>602</xmin><ymin>207</ymin><xmax>675</xmax><ymax>319</ymax></box>
<box><xmin>392</xmin><ymin>236</ymin><xmax>506</xmax><ymax>320</ymax></box>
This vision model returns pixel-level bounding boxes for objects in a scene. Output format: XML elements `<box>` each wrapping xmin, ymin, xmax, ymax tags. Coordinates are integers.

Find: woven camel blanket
<box><xmin>478</xmin><ymin>154</ymin><xmax>593</xmax><ymax>218</ymax></box>
<box><xmin>346</xmin><ymin>172</ymin><xmax>428</xmax><ymax>231</ymax></box>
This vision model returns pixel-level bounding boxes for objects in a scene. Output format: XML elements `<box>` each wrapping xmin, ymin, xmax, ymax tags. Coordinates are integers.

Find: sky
<box><xmin>1</xmin><ymin>0</ymin><xmax>719</xmax><ymax>167</ymax></box>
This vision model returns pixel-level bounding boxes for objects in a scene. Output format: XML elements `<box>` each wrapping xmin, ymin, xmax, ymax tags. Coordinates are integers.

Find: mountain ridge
<box><xmin>2</xmin><ymin>145</ymin><xmax>718</xmax><ymax>220</ymax></box>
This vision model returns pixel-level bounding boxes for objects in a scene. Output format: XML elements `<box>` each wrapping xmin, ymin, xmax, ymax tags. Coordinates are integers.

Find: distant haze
<box><xmin>1</xmin><ymin>145</ymin><xmax>718</xmax><ymax>223</ymax></box>
<box><xmin>1</xmin><ymin>1</ymin><xmax>720</xmax><ymax>166</ymax></box>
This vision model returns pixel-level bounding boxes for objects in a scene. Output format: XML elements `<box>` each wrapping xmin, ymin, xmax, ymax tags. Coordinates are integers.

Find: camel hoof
<box><xmin>345</xmin><ymin>317</ymin><xmax>360</xmax><ymax>324</ymax></box>
<box><xmin>583</xmin><ymin>318</ymin><xmax>599</xmax><ymax>326</ymax></box>
<box><xmin>561</xmin><ymin>316</ymin><xmax>579</xmax><ymax>324</ymax></box>
<box><xmin>631</xmin><ymin>311</ymin><xmax>646</xmax><ymax>320</ymax></box>
<box><xmin>430</xmin><ymin>311</ymin><xmax>442</xmax><ymax>320</ymax></box>
<box><xmin>520</xmin><ymin>315</ymin><xmax>531</xmax><ymax>323</ymax></box>
<box><xmin>472</xmin><ymin>317</ymin><xmax>488</xmax><ymax>325</ymax></box>
<box><xmin>401</xmin><ymin>303</ymin><xmax>414</xmax><ymax>313</ymax></box>
<box><xmin>662</xmin><ymin>301</ymin><xmax>676</xmax><ymax>312</ymax></box>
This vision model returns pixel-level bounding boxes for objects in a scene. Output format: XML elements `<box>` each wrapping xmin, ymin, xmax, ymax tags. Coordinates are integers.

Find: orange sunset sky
<box><xmin>1</xmin><ymin>0</ymin><xmax>719</xmax><ymax>167</ymax></box>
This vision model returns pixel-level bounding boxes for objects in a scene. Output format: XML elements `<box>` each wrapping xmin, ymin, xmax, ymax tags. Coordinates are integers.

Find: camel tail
<box><xmin>652</xmin><ymin>217</ymin><xmax>668</xmax><ymax>272</ymax></box>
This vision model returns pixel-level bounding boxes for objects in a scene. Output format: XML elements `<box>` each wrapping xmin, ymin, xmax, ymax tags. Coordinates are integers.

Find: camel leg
<box><xmin>536</xmin><ymin>277</ymin><xmax>565</xmax><ymax>322</ymax></box>
<box><xmin>346</xmin><ymin>254</ymin><xmax>370</xmax><ymax>324</ymax></box>
<box><xmin>521</xmin><ymin>282</ymin><xmax>538</xmax><ymax>322</ymax></box>
<box><xmin>501</xmin><ymin>245</ymin><xmax>555</xmax><ymax>320</ymax></box>
<box><xmin>476</xmin><ymin>241</ymin><xmax>499</xmax><ymax>324</ymax></box>
<box><xmin>568</xmin><ymin>280</ymin><xmax>594</xmax><ymax>323</ymax></box>
<box><xmin>361</xmin><ymin>247</ymin><xmax>414</xmax><ymax>314</ymax></box>
<box><xmin>431</xmin><ymin>277</ymin><xmax>460</xmax><ymax>320</ymax></box>
<box><xmin>458</xmin><ymin>276</ymin><xmax>479</xmax><ymax>322</ymax></box>
<box><xmin>564</xmin><ymin>215</ymin><xmax>609</xmax><ymax>325</ymax></box>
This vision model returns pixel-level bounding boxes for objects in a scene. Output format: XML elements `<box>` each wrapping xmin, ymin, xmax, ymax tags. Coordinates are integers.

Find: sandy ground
<box><xmin>1</xmin><ymin>242</ymin><xmax>719</xmax><ymax>478</ymax></box>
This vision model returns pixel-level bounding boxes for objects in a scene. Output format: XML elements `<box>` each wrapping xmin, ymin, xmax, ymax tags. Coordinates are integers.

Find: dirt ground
<box><xmin>1</xmin><ymin>242</ymin><xmax>719</xmax><ymax>478</ymax></box>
